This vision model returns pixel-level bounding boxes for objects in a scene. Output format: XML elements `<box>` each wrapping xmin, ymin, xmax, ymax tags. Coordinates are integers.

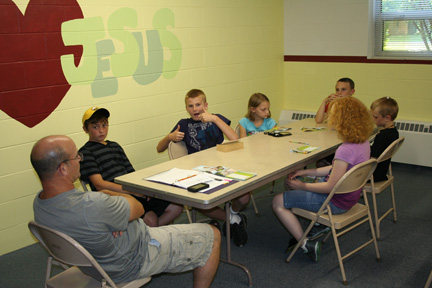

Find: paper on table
<box><xmin>145</xmin><ymin>168</ymin><xmax>232</xmax><ymax>192</ymax></box>
<box><xmin>290</xmin><ymin>145</ymin><xmax>320</xmax><ymax>154</ymax></box>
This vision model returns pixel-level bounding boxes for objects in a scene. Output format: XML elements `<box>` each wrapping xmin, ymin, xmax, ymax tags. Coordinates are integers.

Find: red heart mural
<box><xmin>0</xmin><ymin>0</ymin><xmax>83</xmax><ymax>127</ymax></box>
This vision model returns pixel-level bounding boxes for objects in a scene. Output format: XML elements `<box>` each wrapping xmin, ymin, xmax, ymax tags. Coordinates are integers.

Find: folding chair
<box><xmin>286</xmin><ymin>159</ymin><xmax>380</xmax><ymax>285</ymax></box>
<box><xmin>364</xmin><ymin>137</ymin><xmax>405</xmax><ymax>240</ymax></box>
<box><xmin>28</xmin><ymin>221</ymin><xmax>151</xmax><ymax>288</ymax></box>
<box><xmin>80</xmin><ymin>179</ymin><xmax>90</xmax><ymax>192</ymax></box>
<box><xmin>234</xmin><ymin>124</ymin><xmax>260</xmax><ymax>216</ymax></box>
<box><xmin>167</xmin><ymin>141</ymin><xmax>193</xmax><ymax>223</ymax></box>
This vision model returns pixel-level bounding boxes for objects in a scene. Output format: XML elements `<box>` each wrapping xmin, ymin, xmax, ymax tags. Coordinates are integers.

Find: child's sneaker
<box><xmin>303</xmin><ymin>240</ymin><xmax>322</xmax><ymax>263</ymax></box>
<box><xmin>230</xmin><ymin>214</ymin><xmax>248</xmax><ymax>247</ymax></box>
<box><xmin>285</xmin><ymin>237</ymin><xmax>298</xmax><ymax>253</ymax></box>
<box><xmin>307</xmin><ymin>223</ymin><xmax>330</xmax><ymax>240</ymax></box>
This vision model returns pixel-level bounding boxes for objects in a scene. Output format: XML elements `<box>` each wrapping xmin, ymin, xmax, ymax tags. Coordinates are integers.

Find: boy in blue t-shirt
<box><xmin>157</xmin><ymin>89</ymin><xmax>250</xmax><ymax>247</ymax></box>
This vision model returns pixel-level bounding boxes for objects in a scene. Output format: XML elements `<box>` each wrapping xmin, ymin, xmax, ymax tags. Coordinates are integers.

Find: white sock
<box><xmin>301</xmin><ymin>239</ymin><xmax>309</xmax><ymax>253</ymax></box>
<box><xmin>229</xmin><ymin>206</ymin><xmax>241</xmax><ymax>224</ymax></box>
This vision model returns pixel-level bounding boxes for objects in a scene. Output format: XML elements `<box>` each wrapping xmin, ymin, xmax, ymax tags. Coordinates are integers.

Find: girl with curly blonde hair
<box><xmin>272</xmin><ymin>97</ymin><xmax>374</xmax><ymax>263</ymax></box>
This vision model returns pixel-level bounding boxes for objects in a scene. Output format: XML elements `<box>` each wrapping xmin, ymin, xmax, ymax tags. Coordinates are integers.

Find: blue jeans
<box><xmin>283</xmin><ymin>190</ymin><xmax>348</xmax><ymax>214</ymax></box>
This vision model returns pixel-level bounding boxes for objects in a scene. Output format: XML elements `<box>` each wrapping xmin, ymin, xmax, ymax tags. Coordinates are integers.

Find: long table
<box><xmin>115</xmin><ymin>118</ymin><xmax>342</xmax><ymax>286</ymax></box>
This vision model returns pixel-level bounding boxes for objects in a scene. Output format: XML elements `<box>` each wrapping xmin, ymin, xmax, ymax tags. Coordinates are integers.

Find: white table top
<box><xmin>116</xmin><ymin>118</ymin><xmax>341</xmax><ymax>209</ymax></box>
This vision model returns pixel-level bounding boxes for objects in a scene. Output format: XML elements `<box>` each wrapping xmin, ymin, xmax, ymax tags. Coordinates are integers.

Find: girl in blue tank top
<box><xmin>238</xmin><ymin>93</ymin><xmax>277</xmax><ymax>137</ymax></box>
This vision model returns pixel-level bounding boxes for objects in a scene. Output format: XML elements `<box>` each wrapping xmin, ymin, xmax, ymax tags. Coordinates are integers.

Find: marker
<box><xmin>290</xmin><ymin>141</ymin><xmax>309</xmax><ymax>145</ymax></box>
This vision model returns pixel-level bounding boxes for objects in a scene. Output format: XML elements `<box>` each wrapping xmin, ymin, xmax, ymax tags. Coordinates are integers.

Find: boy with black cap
<box><xmin>79</xmin><ymin>106</ymin><xmax>183</xmax><ymax>227</ymax></box>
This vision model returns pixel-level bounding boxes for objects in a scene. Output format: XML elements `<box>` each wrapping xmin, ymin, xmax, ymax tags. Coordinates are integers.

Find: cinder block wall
<box><xmin>0</xmin><ymin>0</ymin><xmax>284</xmax><ymax>255</ymax></box>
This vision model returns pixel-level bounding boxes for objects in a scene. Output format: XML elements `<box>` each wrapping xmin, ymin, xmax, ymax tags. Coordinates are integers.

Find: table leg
<box><xmin>220</xmin><ymin>202</ymin><xmax>253</xmax><ymax>287</ymax></box>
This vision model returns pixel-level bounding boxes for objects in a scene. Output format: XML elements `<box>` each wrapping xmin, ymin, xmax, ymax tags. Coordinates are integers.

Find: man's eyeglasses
<box><xmin>58</xmin><ymin>152</ymin><xmax>83</xmax><ymax>169</ymax></box>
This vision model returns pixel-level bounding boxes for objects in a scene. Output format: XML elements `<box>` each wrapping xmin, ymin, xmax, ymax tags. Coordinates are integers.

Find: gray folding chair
<box><xmin>167</xmin><ymin>141</ymin><xmax>194</xmax><ymax>223</ymax></box>
<box><xmin>364</xmin><ymin>137</ymin><xmax>405</xmax><ymax>240</ymax></box>
<box><xmin>28</xmin><ymin>221</ymin><xmax>151</xmax><ymax>288</ymax></box>
<box><xmin>286</xmin><ymin>159</ymin><xmax>380</xmax><ymax>285</ymax></box>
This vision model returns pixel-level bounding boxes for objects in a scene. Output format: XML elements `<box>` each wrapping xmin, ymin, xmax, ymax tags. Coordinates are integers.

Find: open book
<box><xmin>193</xmin><ymin>165</ymin><xmax>256</xmax><ymax>181</ymax></box>
<box><xmin>144</xmin><ymin>168</ymin><xmax>232</xmax><ymax>193</ymax></box>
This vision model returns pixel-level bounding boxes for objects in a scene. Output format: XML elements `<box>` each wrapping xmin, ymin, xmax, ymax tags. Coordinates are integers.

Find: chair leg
<box><xmin>425</xmin><ymin>269</ymin><xmax>432</xmax><ymax>288</ymax></box>
<box><xmin>184</xmin><ymin>205</ymin><xmax>193</xmax><ymax>223</ymax></box>
<box><xmin>270</xmin><ymin>180</ymin><xmax>276</xmax><ymax>194</ymax></box>
<box><xmin>367</xmin><ymin>206</ymin><xmax>381</xmax><ymax>262</ymax></box>
<box><xmin>371</xmin><ymin>190</ymin><xmax>380</xmax><ymax>240</ymax></box>
<box><xmin>191</xmin><ymin>209</ymin><xmax>197</xmax><ymax>223</ymax></box>
<box><xmin>390</xmin><ymin>183</ymin><xmax>397</xmax><ymax>223</ymax></box>
<box><xmin>286</xmin><ymin>218</ymin><xmax>318</xmax><ymax>263</ymax></box>
<box><xmin>329</xmin><ymin>221</ymin><xmax>348</xmax><ymax>285</ymax></box>
<box><xmin>45</xmin><ymin>256</ymin><xmax>53</xmax><ymax>288</ymax></box>
<box><xmin>250</xmin><ymin>192</ymin><xmax>260</xmax><ymax>216</ymax></box>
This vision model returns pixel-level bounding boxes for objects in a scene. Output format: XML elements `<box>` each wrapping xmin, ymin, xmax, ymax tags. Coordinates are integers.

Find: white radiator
<box><xmin>393</xmin><ymin>120</ymin><xmax>432</xmax><ymax>167</ymax></box>
<box><xmin>279</xmin><ymin>110</ymin><xmax>432</xmax><ymax>168</ymax></box>
<box><xmin>279</xmin><ymin>110</ymin><xmax>316</xmax><ymax>125</ymax></box>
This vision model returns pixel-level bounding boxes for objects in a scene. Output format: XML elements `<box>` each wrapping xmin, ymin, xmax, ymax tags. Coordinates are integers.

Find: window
<box><xmin>369</xmin><ymin>0</ymin><xmax>432</xmax><ymax>59</ymax></box>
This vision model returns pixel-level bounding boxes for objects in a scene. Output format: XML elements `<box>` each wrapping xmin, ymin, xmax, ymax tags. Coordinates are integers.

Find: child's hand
<box><xmin>325</xmin><ymin>93</ymin><xmax>339</xmax><ymax>104</ymax></box>
<box><xmin>285</xmin><ymin>178</ymin><xmax>304</xmax><ymax>190</ymax></box>
<box><xmin>199</xmin><ymin>108</ymin><xmax>215</xmax><ymax>123</ymax></box>
<box><xmin>289</xmin><ymin>170</ymin><xmax>303</xmax><ymax>179</ymax></box>
<box><xmin>170</xmin><ymin>125</ymin><xmax>185</xmax><ymax>142</ymax></box>
<box><xmin>288</xmin><ymin>172</ymin><xmax>297</xmax><ymax>180</ymax></box>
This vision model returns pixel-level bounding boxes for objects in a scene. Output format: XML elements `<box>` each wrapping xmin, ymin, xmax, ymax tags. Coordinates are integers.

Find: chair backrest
<box><xmin>234</xmin><ymin>124</ymin><xmax>240</xmax><ymax>137</ymax></box>
<box><xmin>376</xmin><ymin>136</ymin><xmax>405</xmax><ymax>163</ymax></box>
<box><xmin>28</xmin><ymin>221</ymin><xmax>117</xmax><ymax>287</ymax></box>
<box><xmin>168</xmin><ymin>141</ymin><xmax>188</xmax><ymax>160</ymax></box>
<box><xmin>80</xmin><ymin>179</ymin><xmax>90</xmax><ymax>191</ymax></box>
<box><xmin>333</xmin><ymin>159</ymin><xmax>378</xmax><ymax>195</ymax></box>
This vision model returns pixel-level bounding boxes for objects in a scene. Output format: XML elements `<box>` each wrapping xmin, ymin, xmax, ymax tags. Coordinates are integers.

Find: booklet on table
<box><xmin>193</xmin><ymin>165</ymin><xmax>256</xmax><ymax>181</ymax></box>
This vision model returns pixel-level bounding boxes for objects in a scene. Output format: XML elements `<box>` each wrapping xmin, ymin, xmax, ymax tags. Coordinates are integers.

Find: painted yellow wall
<box><xmin>284</xmin><ymin>61</ymin><xmax>432</xmax><ymax>122</ymax></box>
<box><xmin>0</xmin><ymin>0</ymin><xmax>284</xmax><ymax>255</ymax></box>
<box><xmin>283</xmin><ymin>0</ymin><xmax>432</xmax><ymax>122</ymax></box>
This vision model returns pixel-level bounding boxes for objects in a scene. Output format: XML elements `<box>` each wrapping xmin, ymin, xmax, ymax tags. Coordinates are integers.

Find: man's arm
<box><xmin>99</xmin><ymin>189</ymin><xmax>144</xmax><ymax>221</ymax></box>
<box><xmin>89</xmin><ymin>174</ymin><xmax>145</xmax><ymax>199</ymax></box>
<box><xmin>157</xmin><ymin>124</ymin><xmax>185</xmax><ymax>153</ymax></box>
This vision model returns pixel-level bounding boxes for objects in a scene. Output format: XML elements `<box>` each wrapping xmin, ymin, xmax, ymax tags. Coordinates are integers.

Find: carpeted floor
<box><xmin>1</xmin><ymin>163</ymin><xmax>431</xmax><ymax>288</ymax></box>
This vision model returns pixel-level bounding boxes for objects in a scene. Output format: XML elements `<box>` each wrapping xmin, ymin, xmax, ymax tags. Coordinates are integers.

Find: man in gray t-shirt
<box><xmin>31</xmin><ymin>135</ymin><xmax>220</xmax><ymax>286</ymax></box>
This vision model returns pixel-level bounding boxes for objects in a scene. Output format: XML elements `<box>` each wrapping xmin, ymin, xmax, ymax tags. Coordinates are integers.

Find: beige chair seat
<box><xmin>365</xmin><ymin>175</ymin><xmax>394</xmax><ymax>193</ymax></box>
<box><xmin>293</xmin><ymin>202</ymin><xmax>369</xmax><ymax>230</ymax></box>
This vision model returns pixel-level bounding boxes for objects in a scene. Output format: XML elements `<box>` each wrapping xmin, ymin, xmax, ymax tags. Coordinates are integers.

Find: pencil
<box><xmin>177</xmin><ymin>174</ymin><xmax>197</xmax><ymax>182</ymax></box>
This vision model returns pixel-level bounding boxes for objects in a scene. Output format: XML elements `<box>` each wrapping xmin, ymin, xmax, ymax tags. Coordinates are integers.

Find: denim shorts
<box><xmin>283</xmin><ymin>189</ymin><xmax>348</xmax><ymax>214</ymax></box>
